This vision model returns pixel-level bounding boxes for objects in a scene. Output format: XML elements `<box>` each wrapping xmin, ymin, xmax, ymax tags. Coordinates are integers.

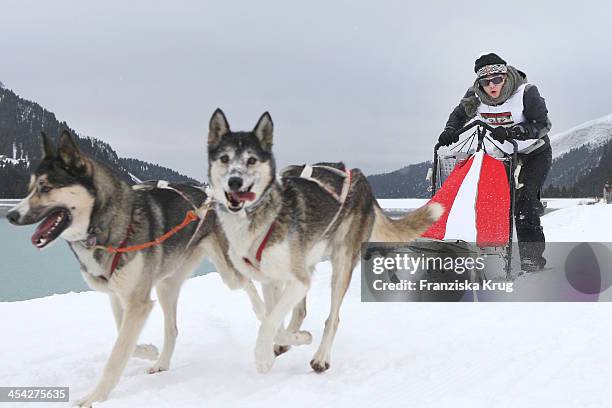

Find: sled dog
<box><xmin>207</xmin><ymin>109</ymin><xmax>443</xmax><ymax>373</ymax></box>
<box><xmin>7</xmin><ymin>130</ymin><xmax>264</xmax><ymax>407</ymax></box>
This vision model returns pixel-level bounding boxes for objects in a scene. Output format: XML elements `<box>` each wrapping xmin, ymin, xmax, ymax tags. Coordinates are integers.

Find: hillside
<box><xmin>366</xmin><ymin>160</ymin><xmax>431</xmax><ymax>198</ymax></box>
<box><xmin>0</xmin><ymin>85</ymin><xmax>195</xmax><ymax>198</ymax></box>
<box><xmin>543</xmin><ymin>113</ymin><xmax>612</xmax><ymax>196</ymax></box>
<box><xmin>550</xmin><ymin>113</ymin><xmax>612</xmax><ymax>158</ymax></box>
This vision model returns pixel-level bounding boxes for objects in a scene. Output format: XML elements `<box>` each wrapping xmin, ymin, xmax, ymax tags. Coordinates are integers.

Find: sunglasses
<box><xmin>478</xmin><ymin>75</ymin><xmax>505</xmax><ymax>87</ymax></box>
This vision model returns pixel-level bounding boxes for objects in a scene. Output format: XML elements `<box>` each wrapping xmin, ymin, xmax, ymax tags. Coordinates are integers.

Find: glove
<box><xmin>510</xmin><ymin>124</ymin><xmax>530</xmax><ymax>140</ymax></box>
<box><xmin>438</xmin><ymin>128</ymin><xmax>459</xmax><ymax>146</ymax></box>
<box><xmin>491</xmin><ymin>126</ymin><xmax>509</xmax><ymax>143</ymax></box>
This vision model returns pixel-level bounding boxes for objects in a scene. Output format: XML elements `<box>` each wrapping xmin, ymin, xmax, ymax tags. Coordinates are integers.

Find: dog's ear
<box><xmin>253</xmin><ymin>112</ymin><xmax>273</xmax><ymax>150</ymax></box>
<box><xmin>208</xmin><ymin>108</ymin><xmax>231</xmax><ymax>146</ymax></box>
<box><xmin>58</xmin><ymin>130</ymin><xmax>90</xmax><ymax>175</ymax></box>
<box><xmin>40</xmin><ymin>131</ymin><xmax>54</xmax><ymax>159</ymax></box>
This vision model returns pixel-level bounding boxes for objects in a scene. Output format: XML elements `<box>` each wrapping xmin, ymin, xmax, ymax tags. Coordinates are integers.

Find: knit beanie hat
<box><xmin>474</xmin><ymin>53</ymin><xmax>507</xmax><ymax>78</ymax></box>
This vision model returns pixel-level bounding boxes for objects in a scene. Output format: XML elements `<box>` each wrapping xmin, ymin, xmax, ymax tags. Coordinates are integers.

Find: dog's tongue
<box><xmin>31</xmin><ymin>212</ymin><xmax>62</xmax><ymax>246</ymax></box>
<box><xmin>230</xmin><ymin>191</ymin><xmax>256</xmax><ymax>202</ymax></box>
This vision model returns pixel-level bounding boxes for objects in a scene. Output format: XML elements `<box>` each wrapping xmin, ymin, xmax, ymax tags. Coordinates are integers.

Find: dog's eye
<box><xmin>40</xmin><ymin>186</ymin><xmax>52</xmax><ymax>193</ymax></box>
<box><xmin>220</xmin><ymin>155</ymin><xmax>229</xmax><ymax>164</ymax></box>
<box><xmin>247</xmin><ymin>157</ymin><xmax>257</xmax><ymax>166</ymax></box>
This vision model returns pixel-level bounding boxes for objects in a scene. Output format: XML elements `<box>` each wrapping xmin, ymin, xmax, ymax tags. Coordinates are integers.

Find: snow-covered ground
<box><xmin>2</xmin><ymin>200</ymin><xmax>612</xmax><ymax>407</ymax></box>
<box><xmin>544</xmin><ymin>201</ymin><xmax>612</xmax><ymax>241</ymax></box>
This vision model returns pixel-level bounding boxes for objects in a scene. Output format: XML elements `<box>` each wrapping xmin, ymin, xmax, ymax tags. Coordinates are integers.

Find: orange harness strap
<box><xmin>105</xmin><ymin>210</ymin><xmax>199</xmax><ymax>254</ymax></box>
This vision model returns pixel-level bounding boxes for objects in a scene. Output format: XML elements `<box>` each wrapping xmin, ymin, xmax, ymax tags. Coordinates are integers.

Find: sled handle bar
<box><xmin>432</xmin><ymin>121</ymin><xmax>519</xmax><ymax>188</ymax></box>
<box><xmin>433</xmin><ymin>120</ymin><xmax>519</xmax><ymax>153</ymax></box>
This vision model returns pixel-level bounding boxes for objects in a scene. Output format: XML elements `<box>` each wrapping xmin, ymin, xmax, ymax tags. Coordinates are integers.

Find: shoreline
<box><xmin>0</xmin><ymin>199</ymin><xmax>20</xmax><ymax>217</ymax></box>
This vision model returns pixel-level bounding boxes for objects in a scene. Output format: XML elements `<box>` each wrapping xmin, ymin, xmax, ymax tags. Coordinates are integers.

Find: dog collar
<box><xmin>84</xmin><ymin>233</ymin><xmax>97</xmax><ymax>248</ymax></box>
<box><xmin>245</xmin><ymin>189</ymin><xmax>270</xmax><ymax>215</ymax></box>
<box><xmin>79</xmin><ymin>226</ymin><xmax>102</xmax><ymax>249</ymax></box>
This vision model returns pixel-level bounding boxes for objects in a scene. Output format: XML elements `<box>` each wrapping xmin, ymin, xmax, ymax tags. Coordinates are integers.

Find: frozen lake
<box><xmin>0</xmin><ymin>220</ymin><xmax>215</xmax><ymax>302</ymax></box>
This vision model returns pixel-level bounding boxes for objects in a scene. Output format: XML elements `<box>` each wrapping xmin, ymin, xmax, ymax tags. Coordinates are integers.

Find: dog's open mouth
<box><xmin>31</xmin><ymin>208</ymin><xmax>72</xmax><ymax>249</ymax></box>
<box><xmin>224</xmin><ymin>186</ymin><xmax>256</xmax><ymax>212</ymax></box>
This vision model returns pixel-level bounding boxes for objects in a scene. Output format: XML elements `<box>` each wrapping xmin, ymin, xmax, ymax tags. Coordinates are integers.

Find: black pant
<box><xmin>514</xmin><ymin>146</ymin><xmax>552</xmax><ymax>264</ymax></box>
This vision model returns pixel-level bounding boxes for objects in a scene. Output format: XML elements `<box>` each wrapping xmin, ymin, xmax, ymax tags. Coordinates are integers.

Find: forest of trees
<box><xmin>543</xmin><ymin>139</ymin><xmax>612</xmax><ymax>198</ymax></box>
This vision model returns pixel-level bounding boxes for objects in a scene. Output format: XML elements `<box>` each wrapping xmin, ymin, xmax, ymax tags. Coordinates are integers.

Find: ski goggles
<box><xmin>478</xmin><ymin>75</ymin><xmax>505</xmax><ymax>87</ymax></box>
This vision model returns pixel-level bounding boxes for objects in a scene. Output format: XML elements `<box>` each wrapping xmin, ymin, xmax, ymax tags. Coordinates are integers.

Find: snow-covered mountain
<box><xmin>550</xmin><ymin>113</ymin><xmax>612</xmax><ymax>159</ymax></box>
<box><xmin>544</xmin><ymin>113</ymin><xmax>612</xmax><ymax>195</ymax></box>
<box><xmin>0</xmin><ymin>84</ymin><xmax>195</xmax><ymax>198</ymax></box>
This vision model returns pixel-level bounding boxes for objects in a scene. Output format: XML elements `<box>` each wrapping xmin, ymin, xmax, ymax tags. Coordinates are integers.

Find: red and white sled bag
<box><xmin>422</xmin><ymin>150</ymin><xmax>510</xmax><ymax>247</ymax></box>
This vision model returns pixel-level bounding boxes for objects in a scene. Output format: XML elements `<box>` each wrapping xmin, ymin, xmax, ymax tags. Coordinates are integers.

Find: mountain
<box><xmin>549</xmin><ymin>113</ymin><xmax>612</xmax><ymax>159</ymax></box>
<box><xmin>543</xmin><ymin>137</ymin><xmax>612</xmax><ymax>197</ymax></box>
<box><xmin>367</xmin><ymin>161</ymin><xmax>431</xmax><ymax>198</ymax></box>
<box><xmin>543</xmin><ymin>113</ymin><xmax>612</xmax><ymax>195</ymax></box>
<box><xmin>0</xmin><ymin>85</ymin><xmax>195</xmax><ymax>198</ymax></box>
<box><xmin>368</xmin><ymin>113</ymin><xmax>612</xmax><ymax>198</ymax></box>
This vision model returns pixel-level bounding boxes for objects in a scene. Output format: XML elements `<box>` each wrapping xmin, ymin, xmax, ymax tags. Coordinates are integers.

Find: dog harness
<box><xmin>242</xmin><ymin>220</ymin><xmax>278</xmax><ymax>270</ymax></box>
<box><xmin>242</xmin><ymin>164</ymin><xmax>352</xmax><ymax>271</ymax></box>
<box><xmin>91</xmin><ymin>181</ymin><xmax>213</xmax><ymax>276</ymax></box>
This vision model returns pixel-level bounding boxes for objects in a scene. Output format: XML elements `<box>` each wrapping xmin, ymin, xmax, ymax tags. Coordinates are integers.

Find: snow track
<box><xmin>2</xmin><ymin>201</ymin><xmax>612</xmax><ymax>407</ymax></box>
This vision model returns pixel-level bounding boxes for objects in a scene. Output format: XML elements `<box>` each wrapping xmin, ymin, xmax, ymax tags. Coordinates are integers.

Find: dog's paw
<box><xmin>309</xmin><ymin>358</ymin><xmax>331</xmax><ymax>373</ymax></box>
<box><xmin>74</xmin><ymin>397</ymin><xmax>93</xmax><ymax>408</ymax></box>
<box><xmin>310</xmin><ymin>350</ymin><xmax>331</xmax><ymax>373</ymax></box>
<box><xmin>255</xmin><ymin>356</ymin><xmax>275</xmax><ymax>374</ymax></box>
<box><xmin>74</xmin><ymin>389</ymin><xmax>108</xmax><ymax>407</ymax></box>
<box><xmin>133</xmin><ymin>343</ymin><xmax>159</xmax><ymax>360</ymax></box>
<box><xmin>147</xmin><ymin>362</ymin><xmax>169</xmax><ymax>374</ymax></box>
<box><xmin>274</xmin><ymin>344</ymin><xmax>290</xmax><ymax>357</ymax></box>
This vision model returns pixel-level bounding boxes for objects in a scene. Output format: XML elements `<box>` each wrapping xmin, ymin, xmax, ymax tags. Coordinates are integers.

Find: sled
<box><xmin>422</xmin><ymin>120</ymin><xmax>519</xmax><ymax>280</ymax></box>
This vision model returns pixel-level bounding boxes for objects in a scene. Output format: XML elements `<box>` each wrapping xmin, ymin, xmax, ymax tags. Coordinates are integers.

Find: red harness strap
<box><xmin>243</xmin><ymin>220</ymin><xmax>277</xmax><ymax>269</ymax></box>
<box><xmin>109</xmin><ymin>223</ymin><xmax>134</xmax><ymax>276</ymax></box>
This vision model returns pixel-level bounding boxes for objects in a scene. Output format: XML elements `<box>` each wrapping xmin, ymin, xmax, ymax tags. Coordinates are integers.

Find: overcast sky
<box><xmin>1</xmin><ymin>0</ymin><xmax>611</xmax><ymax>180</ymax></box>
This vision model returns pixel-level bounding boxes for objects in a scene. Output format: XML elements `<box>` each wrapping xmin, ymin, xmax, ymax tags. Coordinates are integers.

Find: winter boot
<box><xmin>520</xmin><ymin>256</ymin><xmax>547</xmax><ymax>273</ymax></box>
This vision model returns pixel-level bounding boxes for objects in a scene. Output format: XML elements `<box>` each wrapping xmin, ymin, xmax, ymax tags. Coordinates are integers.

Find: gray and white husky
<box><xmin>207</xmin><ymin>109</ymin><xmax>443</xmax><ymax>374</ymax></box>
<box><xmin>7</xmin><ymin>130</ymin><xmax>264</xmax><ymax>407</ymax></box>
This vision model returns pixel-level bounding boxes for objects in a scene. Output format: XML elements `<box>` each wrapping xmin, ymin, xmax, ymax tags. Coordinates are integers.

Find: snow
<box><xmin>2</xmin><ymin>200</ymin><xmax>612</xmax><ymax>407</ymax></box>
<box><xmin>128</xmin><ymin>172</ymin><xmax>143</xmax><ymax>184</ymax></box>
<box><xmin>550</xmin><ymin>112</ymin><xmax>612</xmax><ymax>158</ymax></box>
<box><xmin>542</xmin><ymin>198</ymin><xmax>600</xmax><ymax>209</ymax></box>
<box><xmin>0</xmin><ymin>155</ymin><xmax>25</xmax><ymax>166</ymax></box>
<box><xmin>543</xmin><ymin>201</ymin><xmax>611</xmax><ymax>241</ymax></box>
<box><xmin>1</xmin><ymin>142</ymin><xmax>30</xmax><ymax>167</ymax></box>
